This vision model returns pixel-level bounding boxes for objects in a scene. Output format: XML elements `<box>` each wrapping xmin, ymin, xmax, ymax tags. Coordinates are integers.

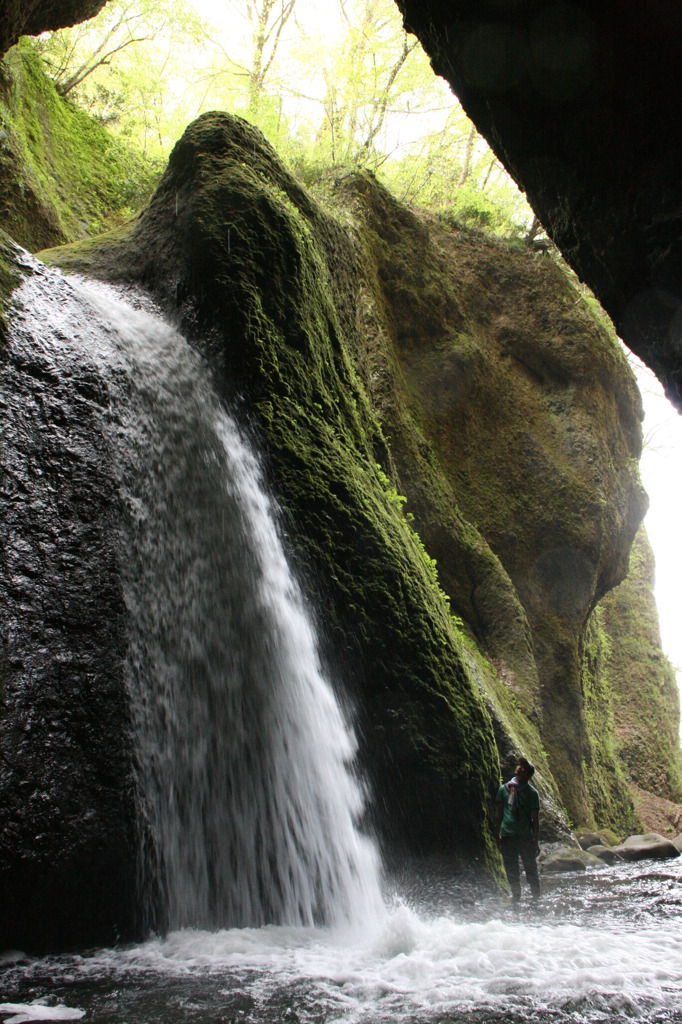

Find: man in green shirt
<box><xmin>495</xmin><ymin>756</ymin><xmax>541</xmax><ymax>902</ymax></box>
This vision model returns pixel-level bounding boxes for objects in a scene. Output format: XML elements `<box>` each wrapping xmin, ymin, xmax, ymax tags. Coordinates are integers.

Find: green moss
<box><xmin>597</xmin><ymin>527</ymin><xmax>682</xmax><ymax>802</ymax></box>
<box><xmin>580</xmin><ymin>609</ymin><xmax>641</xmax><ymax>834</ymax></box>
<box><xmin>47</xmin><ymin>113</ymin><xmax>503</xmax><ymax>871</ymax></box>
<box><xmin>0</xmin><ymin>39</ymin><xmax>159</xmax><ymax>250</ymax></box>
<box><xmin>0</xmin><ymin>227</ymin><xmax>25</xmax><ymax>354</ymax></box>
<box><xmin>310</xmin><ymin>168</ymin><xmax>649</xmax><ymax>829</ymax></box>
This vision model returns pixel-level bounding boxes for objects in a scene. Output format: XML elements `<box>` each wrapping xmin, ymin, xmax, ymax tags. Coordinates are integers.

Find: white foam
<box><xmin>78</xmin><ymin>894</ymin><xmax>681</xmax><ymax>1021</ymax></box>
<box><xmin>0</xmin><ymin>1005</ymin><xmax>84</xmax><ymax>1024</ymax></box>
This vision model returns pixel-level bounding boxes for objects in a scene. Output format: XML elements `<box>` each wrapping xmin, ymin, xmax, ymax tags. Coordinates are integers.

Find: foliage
<box><xmin>34</xmin><ymin>0</ymin><xmax>537</xmax><ymax>237</ymax></box>
<box><xmin>0</xmin><ymin>40</ymin><xmax>160</xmax><ymax>249</ymax></box>
<box><xmin>33</xmin><ymin>0</ymin><xmax>206</xmax><ymax>159</ymax></box>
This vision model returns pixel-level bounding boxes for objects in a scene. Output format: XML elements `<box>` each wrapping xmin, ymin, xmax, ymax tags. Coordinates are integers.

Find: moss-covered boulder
<box><xmin>0</xmin><ymin>41</ymin><xmax>158</xmax><ymax>251</ymax></box>
<box><xmin>540</xmin><ymin>847</ymin><xmax>605</xmax><ymax>873</ymax></box>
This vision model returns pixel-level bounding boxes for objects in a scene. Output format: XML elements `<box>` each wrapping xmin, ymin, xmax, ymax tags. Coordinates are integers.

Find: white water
<box><xmin>3</xmin><ymin>861</ymin><xmax>682</xmax><ymax>1023</ymax></box>
<box><xmin>5</xmin><ymin>266</ymin><xmax>682</xmax><ymax>1024</ymax></box>
<box><xmin>10</xmin><ymin>268</ymin><xmax>382</xmax><ymax>932</ymax></box>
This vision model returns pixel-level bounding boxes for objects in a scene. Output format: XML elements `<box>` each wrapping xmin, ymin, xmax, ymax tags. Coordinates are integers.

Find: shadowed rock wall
<box><xmin>0</xmin><ymin>246</ymin><xmax>137</xmax><ymax>952</ymax></box>
<box><xmin>0</xmin><ymin>0</ymin><xmax>106</xmax><ymax>59</ymax></box>
<box><xmin>395</xmin><ymin>0</ymin><xmax>682</xmax><ymax>410</ymax></box>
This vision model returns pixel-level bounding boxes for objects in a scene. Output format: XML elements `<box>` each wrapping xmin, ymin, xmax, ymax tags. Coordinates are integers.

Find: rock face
<box><xmin>395</xmin><ymin>1</ymin><xmax>682</xmax><ymax>411</ymax></box>
<box><xmin>1</xmin><ymin>105</ymin><xmax>677</xmax><ymax>949</ymax></box>
<box><xmin>0</xmin><ymin>42</ymin><xmax>158</xmax><ymax>251</ymax></box>
<box><xmin>314</xmin><ymin>172</ymin><xmax>646</xmax><ymax>828</ymax></box>
<box><xmin>47</xmin><ymin>113</ymin><xmax>648</xmax><ymax>830</ymax></box>
<box><xmin>0</xmin><ymin>0</ymin><xmax>106</xmax><ymax>60</ymax></box>
<box><xmin>0</xmin><ymin>244</ymin><xmax>137</xmax><ymax>952</ymax></box>
<box><xmin>52</xmin><ymin>113</ymin><xmax>503</xmax><ymax>863</ymax></box>
<box><xmin>588</xmin><ymin>528</ymin><xmax>682</xmax><ymax>811</ymax></box>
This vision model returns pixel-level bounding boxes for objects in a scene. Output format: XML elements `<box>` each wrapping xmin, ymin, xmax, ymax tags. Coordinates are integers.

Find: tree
<box><xmin>34</xmin><ymin>0</ymin><xmax>536</xmax><ymax>237</ymax></box>
<box><xmin>35</xmin><ymin>0</ymin><xmax>206</xmax><ymax>159</ymax></box>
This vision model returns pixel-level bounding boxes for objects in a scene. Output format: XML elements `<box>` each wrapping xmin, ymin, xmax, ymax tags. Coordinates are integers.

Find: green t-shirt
<box><xmin>496</xmin><ymin>782</ymin><xmax>539</xmax><ymax>837</ymax></box>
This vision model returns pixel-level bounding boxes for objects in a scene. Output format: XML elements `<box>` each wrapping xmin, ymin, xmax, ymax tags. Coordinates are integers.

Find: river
<box><xmin>2</xmin><ymin>857</ymin><xmax>682</xmax><ymax>1023</ymax></box>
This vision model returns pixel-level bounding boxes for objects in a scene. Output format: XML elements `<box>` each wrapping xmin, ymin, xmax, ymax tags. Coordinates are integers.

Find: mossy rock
<box><xmin>540</xmin><ymin>847</ymin><xmax>605</xmax><ymax>873</ymax></box>
<box><xmin>576</xmin><ymin>827</ymin><xmax>620</xmax><ymax>849</ymax></box>
<box><xmin>0</xmin><ymin>40</ymin><xmax>158</xmax><ymax>251</ymax></box>
<box><xmin>596</xmin><ymin>528</ymin><xmax>682</xmax><ymax>802</ymax></box>
<box><xmin>44</xmin><ymin>112</ymin><xmax>504</xmax><ymax>871</ymax></box>
<box><xmin>586</xmin><ymin>845</ymin><xmax>623</xmax><ymax>865</ymax></box>
<box><xmin>312</xmin><ymin>168</ymin><xmax>647</xmax><ymax>829</ymax></box>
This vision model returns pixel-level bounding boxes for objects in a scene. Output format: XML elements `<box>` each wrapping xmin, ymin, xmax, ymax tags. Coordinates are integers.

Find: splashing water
<box><xmin>3</xmin><ymin>860</ymin><xmax>682</xmax><ymax>1023</ymax></box>
<box><xmin>5</xmin><ymin>264</ymin><xmax>682</xmax><ymax>1024</ymax></box>
<box><xmin>8</xmin><ymin>265</ymin><xmax>382</xmax><ymax>932</ymax></box>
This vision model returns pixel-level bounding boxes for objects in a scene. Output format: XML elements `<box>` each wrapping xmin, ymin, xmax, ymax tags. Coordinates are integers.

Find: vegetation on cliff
<box><xmin>597</xmin><ymin>529</ymin><xmax>682</xmax><ymax>802</ymax></box>
<box><xmin>0</xmin><ymin>40</ymin><xmax>158</xmax><ymax>251</ymax></box>
<box><xmin>1</xmin><ymin>35</ymin><xmax>677</xmax><ymax>858</ymax></box>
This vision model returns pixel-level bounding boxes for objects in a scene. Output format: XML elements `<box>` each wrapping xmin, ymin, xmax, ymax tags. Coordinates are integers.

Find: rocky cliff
<box><xmin>0</xmin><ymin>41</ymin><xmax>158</xmax><ymax>251</ymax></box>
<box><xmin>0</xmin><ymin>69</ymin><xmax>679</xmax><ymax>950</ymax></box>
<box><xmin>395</xmin><ymin>1</ymin><xmax>682</xmax><ymax>412</ymax></box>
<box><xmin>42</xmin><ymin>110</ymin><xmax>658</xmax><ymax>828</ymax></box>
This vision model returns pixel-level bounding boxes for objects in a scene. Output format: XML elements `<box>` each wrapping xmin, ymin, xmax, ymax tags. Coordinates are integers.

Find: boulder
<box><xmin>577</xmin><ymin>831</ymin><xmax>605</xmax><ymax>850</ymax></box>
<box><xmin>611</xmin><ymin>833</ymin><xmax>680</xmax><ymax>862</ymax></box>
<box><xmin>540</xmin><ymin>848</ymin><xmax>604</xmax><ymax>873</ymax></box>
<box><xmin>586</xmin><ymin>845</ymin><xmax>623</xmax><ymax>866</ymax></box>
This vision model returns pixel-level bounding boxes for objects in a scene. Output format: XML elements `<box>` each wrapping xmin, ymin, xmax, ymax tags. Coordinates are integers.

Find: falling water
<box><xmin>9</xmin><ymin>265</ymin><xmax>383</xmax><ymax>932</ymax></box>
<box><xmin>6</xmin><ymin>264</ymin><xmax>682</xmax><ymax>1024</ymax></box>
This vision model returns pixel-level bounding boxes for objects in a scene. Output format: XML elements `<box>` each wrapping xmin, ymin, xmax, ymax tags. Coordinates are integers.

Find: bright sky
<box><xmin>632</xmin><ymin>357</ymin><xmax>682</xmax><ymax>704</ymax></box>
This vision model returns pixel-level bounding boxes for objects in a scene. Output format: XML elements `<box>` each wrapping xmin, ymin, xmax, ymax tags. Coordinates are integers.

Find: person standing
<box><xmin>495</xmin><ymin>757</ymin><xmax>540</xmax><ymax>902</ymax></box>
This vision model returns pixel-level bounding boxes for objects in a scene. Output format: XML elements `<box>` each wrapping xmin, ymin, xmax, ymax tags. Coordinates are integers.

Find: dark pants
<box><xmin>500</xmin><ymin>834</ymin><xmax>540</xmax><ymax>900</ymax></box>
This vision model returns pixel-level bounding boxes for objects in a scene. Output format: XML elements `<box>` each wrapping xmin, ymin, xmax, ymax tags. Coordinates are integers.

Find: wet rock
<box><xmin>586</xmin><ymin>845</ymin><xmax>623</xmax><ymax>865</ymax></box>
<box><xmin>0</xmin><ymin>256</ymin><xmax>137</xmax><ymax>952</ymax></box>
<box><xmin>577</xmin><ymin>831</ymin><xmax>606</xmax><ymax>850</ymax></box>
<box><xmin>540</xmin><ymin>848</ymin><xmax>605</xmax><ymax>873</ymax></box>
<box><xmin>611</xmin><ymin>833</ymin><xmax>680</xmax><ymax>862</ymax></box>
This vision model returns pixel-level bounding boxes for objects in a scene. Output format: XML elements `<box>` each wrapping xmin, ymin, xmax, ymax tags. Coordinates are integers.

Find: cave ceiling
<box><xmin>4</xmin><ymin>0</ymin><xmax>681</xmax><ymax>409</ymax></box>
<box><xmin>0</xmin><ymin>0</ymin><xmax>107</xmax><ymax>57</ymax></box>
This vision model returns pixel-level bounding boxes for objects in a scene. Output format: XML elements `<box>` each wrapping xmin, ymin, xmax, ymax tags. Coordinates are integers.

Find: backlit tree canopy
<box><xmin>32</xmin><ymin>0</ymin><xmax>536</xmax><ymax>235</ymax></box>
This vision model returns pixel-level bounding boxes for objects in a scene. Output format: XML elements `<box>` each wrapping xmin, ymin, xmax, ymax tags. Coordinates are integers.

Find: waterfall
<box><xmin>11</xmin><ymin>265</ymin><xmax>382</xmax><ymax>932</ymax></box>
